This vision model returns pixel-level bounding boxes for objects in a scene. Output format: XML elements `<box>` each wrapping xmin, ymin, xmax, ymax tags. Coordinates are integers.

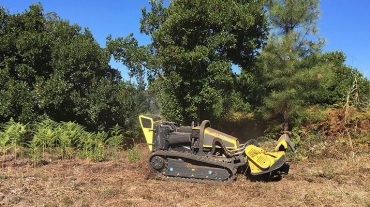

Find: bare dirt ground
<box><xmin>0</xmin><ymin>146</ymin><xmax>369</xmax><ymax>207</ymax></box>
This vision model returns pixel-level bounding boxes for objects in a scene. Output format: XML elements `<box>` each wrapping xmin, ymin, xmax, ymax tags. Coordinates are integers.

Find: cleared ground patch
<box><xmin>0</xmin><ymin>148</ymin><xmax>369</xmax><ymax>207</ymax></box>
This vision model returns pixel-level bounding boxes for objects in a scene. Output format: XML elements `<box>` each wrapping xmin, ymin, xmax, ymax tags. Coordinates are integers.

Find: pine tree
<box><xmin>259</xmin><ymin>0</ymin><xmax>329</xmax><ymax>131</ymax></box>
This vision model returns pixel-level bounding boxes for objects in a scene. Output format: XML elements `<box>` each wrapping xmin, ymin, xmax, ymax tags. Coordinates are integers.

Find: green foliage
<box><xmin>105</xmin><ymin>124</ymin><xmax>124</xmax><ymax>161</ymax></box>
<box><xmin>106</xmin><ymin>124</ymin><xmax>124</xmax><ymax>147</ymax></box>
<box><xmin>0</xmin><ymin>3</ymin><xmax>149</xmax><ymax>132</ymax></box>
<box><xmin>253</xmin><ymin>0</ymin><xmax>370</xmax><ymax>132</ymax></box>
<box><xmin>258</xmin><ymin>0</ymin><xmax>328</xmax><ymax>130</ymax></box>
<box><xmin>56</xmin><ymin>121</ymin><xmax>85</xmax><ymax>159</ymax></box>
<box><xmin>126</xmin><ymin>145</ymin><xmax>142</xmax><ymax>163</ymax></box>
<box><xmin>77</xmin><ymin>131</ymin><xmax>107</xmax><ymax>162</ymax></box>
<box><xmin>113</xmin><ymin>0</ymin><xmax>268</xmax><ymax>124</ymax></box>
<box><xmin>28</xmin><ymin>120</ymin><xmax>87</xmax><ymax>163</ymax></box>
<box><xmin>32</xmin><ymin>119</ymin><xmax>59</xmax><ymax>160</ymax></box>
<box><xmin>12</xmin><ymin>196</ymin><xmax>24</xmax><ymax>204</ymax></box>
<box><xmin>0</xmin><ymin>118</ymin><xmax>127</xmax><ymax>163</ymax></box>
<box><xmin>1</xmin><ymin>118</ymin><xmax>28</xmax><ymax>160</ymax></box>
<box><xmin>0</xmin><ymin>131</ymin><xmax>11</xmax><ymax>157</ymax></box>
<box><xmin>28</xmin><ymin>139</ymin><xmax>42</xmax><ymax>166</ymax></box>
<box><xmin>312</xmin><ymin>51</ymin><xmax>370</xmax><ymax>107</ymax></box>
<box><xmin>0</xmin><ymin>117</ymin><xmax>142</xmax><ymax>163</ymax></box>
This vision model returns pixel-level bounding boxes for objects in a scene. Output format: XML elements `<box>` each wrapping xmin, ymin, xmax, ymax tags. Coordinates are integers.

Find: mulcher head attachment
<box><xmin>245</xmin><ymin>134</ymin><xmax>295</xmax><ymax>176</ymax></box>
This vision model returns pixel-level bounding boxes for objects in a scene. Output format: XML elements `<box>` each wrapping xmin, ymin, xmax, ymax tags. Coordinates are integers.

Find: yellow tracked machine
<box><xmin>139</xmin><ymin>114</ymin><xmax>295</xmax><ymax>182</ymax></box>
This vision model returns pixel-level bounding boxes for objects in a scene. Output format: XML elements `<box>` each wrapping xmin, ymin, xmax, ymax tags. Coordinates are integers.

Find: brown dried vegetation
<box><xmin>1</xmin><ymin>146</ymin><xmax>369</xmax><ymax>207</ymax></box>
<box><xmin>0</xmin><ymin>108</ymin><xmax>369</xmax><ymax>207</ymax></box>
<box><xmin>0</xmin><ymin>151</ymin><xmax>369</xmax><ymax>207</ymax></box>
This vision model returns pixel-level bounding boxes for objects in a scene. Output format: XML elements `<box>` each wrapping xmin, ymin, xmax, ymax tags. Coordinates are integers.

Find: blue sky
<box><xmin>1</xmin><ymin>0</ymin><xmax>369</xmax><ymax>79</ymax></box>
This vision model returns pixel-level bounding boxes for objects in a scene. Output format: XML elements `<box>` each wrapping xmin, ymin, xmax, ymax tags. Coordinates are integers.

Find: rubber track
<box><xmin>148</xmin><ymin>150</ymin><xmax>238</xmax><ymax>183</ymax></box>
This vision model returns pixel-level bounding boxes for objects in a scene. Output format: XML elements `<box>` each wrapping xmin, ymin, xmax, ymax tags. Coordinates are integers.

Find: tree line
<box><xmin>1</xmin><ymin>0</ymin><xmax>369</xmax><ymax>137</ymax></box>
<box><xmin>0</xmin><ymin>4</ymin><xmax>150</xmax><ymax>134</ymax></box>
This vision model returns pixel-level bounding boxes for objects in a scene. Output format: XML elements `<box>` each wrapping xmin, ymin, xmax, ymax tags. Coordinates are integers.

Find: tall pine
<box><xmin>259</xmin><ymin>0</ymin><xmax>330</xmax><ymax>131</ymax></box>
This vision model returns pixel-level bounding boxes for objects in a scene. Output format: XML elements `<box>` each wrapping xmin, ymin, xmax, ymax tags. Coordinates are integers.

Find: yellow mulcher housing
<box><xmin>139</xmin><ymin>114</ymin><xmax>295</xmax><ymax>182</ymax></box>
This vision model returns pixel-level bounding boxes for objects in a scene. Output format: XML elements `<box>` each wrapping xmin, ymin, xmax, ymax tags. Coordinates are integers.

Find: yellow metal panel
<box><xmin>245</xmin><ymin>145</ymin><xmax>286</xmax><ymax>174</ymax></box>
<box><xmin>245</xmin><ymin>145</ymin><xmax>269</xmax><ymax>169</ymax></box>
<box><xmin>139</xmin><ymin>115</ymin><xmax>161</xmax><ymax>151</ymax></box>
<box><xmin>203</xmin><ymin>128</ymin><xmax>239</xmax><ymax>149</ymax></box>
<box><xmin>275</xmin><ymin>140</ymin><xmax>288</xmax><ymax>151</ymax></box>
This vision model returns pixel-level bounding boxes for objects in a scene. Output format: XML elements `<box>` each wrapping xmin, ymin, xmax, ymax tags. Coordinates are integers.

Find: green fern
<box><xmin>105</xmin><ymin>124</ymin><xmax>124</xmax><ymax>161</ymax></box>
<box><xmin>0</xmin><ymin>132</ymin><xmax>10</xmax><ymax>155</ymax></box>
<box><xmin>56</xmin><ymin>122</ymin><xmax>85</xmax><ymax>159</ymax></box>
<box><xmin>107</xmin><ymin>124</ymin><xmax>124</xmax><ymax>146</ymax></box>
<box><xmin>126</xmin><ymin>145</ymin><xmax>142</xmax><ymax>163</ymax></box>
<box><xmin>2</xmin><ymin>118</ymin><xmax>27</xmax><ymax>160</ymax></box>
<box><xmin>78</xmin><ymin>131</ymin><xmax>107</xmax><ymax>161</ymax></box>
<box><xmin>0</xmin><ymin>131</ymin><xmax>11</xmax><ymax>167</ymax></box>
<box><xmin>32</xmin><ymin>119</ymin><xmax>59</xmax><ymax>160</ymax></box>
<box><xmin>28</xmin><ymin>140</ymin><xmax>42</xmax><ymax>167</ymax></box>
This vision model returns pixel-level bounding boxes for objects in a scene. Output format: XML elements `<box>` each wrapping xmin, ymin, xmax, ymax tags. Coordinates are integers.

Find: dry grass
<box><xmin>0</xmin><ymin>147</ymin><xmax>369</xmax><ymax>207</ymax></box>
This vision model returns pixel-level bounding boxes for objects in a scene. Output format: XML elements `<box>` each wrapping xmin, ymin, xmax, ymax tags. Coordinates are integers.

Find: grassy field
<box><xmin>0</xmin><ymin>145</ymin><xmax>369</xmax><ymax>207</ymax></box>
